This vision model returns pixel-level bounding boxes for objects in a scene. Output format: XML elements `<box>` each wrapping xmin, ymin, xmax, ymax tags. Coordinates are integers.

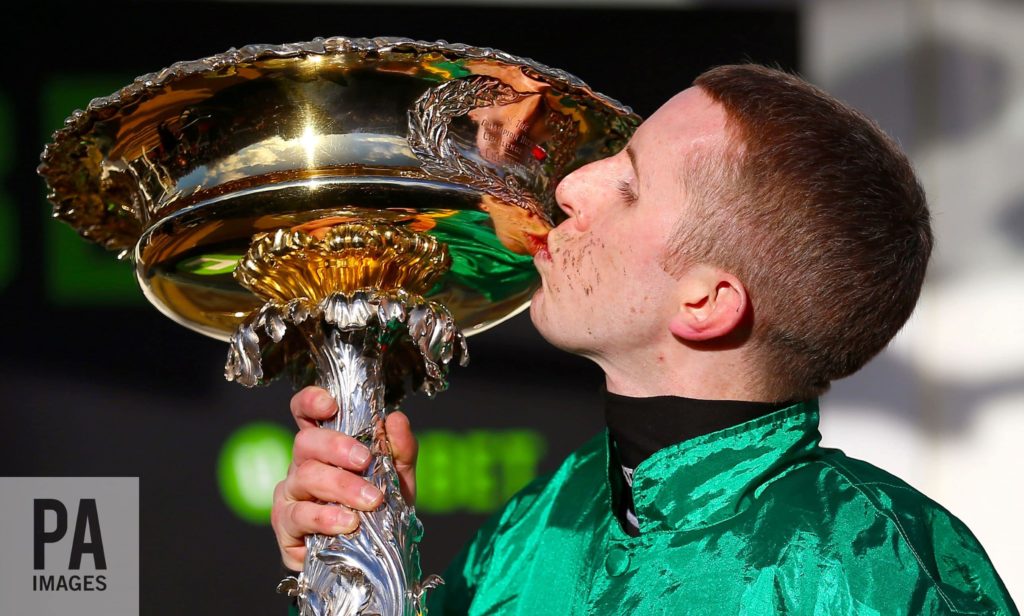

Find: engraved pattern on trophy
<box><xmin>408</xmin><ymin>76</ymin><xmax>538</xmax><ymax>212</ymax></box>
<box><xmin>38</xmin><ymin>35</ymin><xmax>639</xmax><ymax>616</ymax></box>
<box><xmin>408</xmin><ymin>75</ymin><xmax>582</xmax><ymax>228</ymax></box>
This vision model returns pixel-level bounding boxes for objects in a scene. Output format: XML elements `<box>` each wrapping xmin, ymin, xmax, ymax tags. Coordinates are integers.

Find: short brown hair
<box><xmin>668</xmin><ymin>65</ymin><xmax>932</xmax><ymax>400</ymax></box>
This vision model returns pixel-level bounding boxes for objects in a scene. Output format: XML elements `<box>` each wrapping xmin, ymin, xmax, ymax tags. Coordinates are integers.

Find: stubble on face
<box><xmin>534</xmin><ymin>236</ymin><xmax>601</xmax><ymax>343</ymax></box>
<box><xmin>549</xmin><ymin>234</ymin><xmax>605</xmax><ymax>296</ymax></box>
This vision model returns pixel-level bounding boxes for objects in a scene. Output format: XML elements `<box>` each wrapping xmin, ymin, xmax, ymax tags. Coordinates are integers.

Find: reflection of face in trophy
<box><xmin>464</xmin><ymin>60</ymin><xmax>551</xmax><ymax>167</ymax></box>
<box><xmin>477</xmin><ymin>195</ymin><xmax>551</xmax><ymax>256</ymax></box>
<box><xmin>469</xmin><ymin>96</ymin><xmax>547</xmax><ymax>166</ymax></box>
<box><xmin>460</xmin><ymin>63</ymin><xmax>568</xmax><ymax>257</ymax></box>
<box><xmin>39</xmin><ymin>37</ymin><xmax>638</xmax><ymax>616</ymax></box>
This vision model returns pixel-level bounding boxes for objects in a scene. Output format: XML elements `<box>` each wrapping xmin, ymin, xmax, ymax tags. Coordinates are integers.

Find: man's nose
<box><xmin>554</xmin><ymin>163</ymin><xmax>596</xmax><ymax>230</ymax></box>
<box><xmin>554</xmin><ymin>173</ymin><xmax>578</xmax><ymax>218</ymax></box>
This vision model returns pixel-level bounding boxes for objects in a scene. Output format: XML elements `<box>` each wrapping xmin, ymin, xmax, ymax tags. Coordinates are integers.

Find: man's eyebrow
<box><xmin>626</xmin><ymin>145</ymin><xmax>640</xmax><ymax>179</ymax></box>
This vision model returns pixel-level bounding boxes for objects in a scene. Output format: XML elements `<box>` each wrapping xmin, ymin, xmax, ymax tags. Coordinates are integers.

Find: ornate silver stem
<box><xmin>299</xmin><ymin>328</ymin><xmax>418</xmax><ymax>616</ymax></box>
<box><xmin>227</xmin><ymin>291</ymin><xmax>463</xmax><ymax>616</ymax></box>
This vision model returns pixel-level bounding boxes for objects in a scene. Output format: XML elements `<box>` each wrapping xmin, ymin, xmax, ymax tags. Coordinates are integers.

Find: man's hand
<box><xmin>271</xmin><ymin>386</ymin><xmax>419</xmax><ymax>571</ymax></box>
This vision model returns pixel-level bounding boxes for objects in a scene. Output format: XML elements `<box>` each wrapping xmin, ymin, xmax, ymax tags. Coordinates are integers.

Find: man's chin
<box><xmin>528</xmin><ymin>294</ymin><xmax>542</xmax><ymax>326</ymax></box>
<box><xmin>527</xmin><ymin>296</ymin><xmax>552</xmax><ymax>338</ymax></box>
<box><xmin>528</xmin><ymin>297</ymin><xmax>573</xmax><ymax>351</ymax></box>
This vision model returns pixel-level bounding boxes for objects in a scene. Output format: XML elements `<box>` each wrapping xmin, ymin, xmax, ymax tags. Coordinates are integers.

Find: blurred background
<box><xmin>1</xmin><ymin>1</ymin><xmax>1020</xmax><ymax>613</ymax></box>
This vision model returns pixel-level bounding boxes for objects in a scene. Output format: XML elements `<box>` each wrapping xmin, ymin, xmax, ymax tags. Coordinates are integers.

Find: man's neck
<box><xmin>600</xmin><ymin>355</ymin><xmax>770</xmax><ymax>402</ymax></box>
<box><xmin>575</xmin><ymin>324</ymin><xmax>772</xmax><ymax>401</ymax></box>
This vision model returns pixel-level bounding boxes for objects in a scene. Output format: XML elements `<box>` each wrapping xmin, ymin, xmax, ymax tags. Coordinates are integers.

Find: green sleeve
<box><xmin>424</xmin><ymin>472</ymin><xmax>555</xmax><ymax>615</ymax></box>
<box><xmin>422</xmin><ymin>516</ymin><xmax>497</xmax><ymax>615</ymax></box>
<box><xmin>923</xmin><ymin>505</ymin><xmax>1018</xmax><ymax>615</ymax></box>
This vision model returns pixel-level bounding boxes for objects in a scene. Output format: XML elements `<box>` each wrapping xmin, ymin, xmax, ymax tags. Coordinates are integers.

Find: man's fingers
<box><xmin>293</xmin><ymin>427</ymin><xmax>372</xmax><ymax>471</ymax></box>
<box><xmin>385</xmin><ymin>411</ymin><xmax>418</xmax><ymax>464</ymax></box>
<box><xmin>385</xmin><ymin>411</ymin><xmax>418</xmax><ymax>505</ymax></box>
<box><xmin>277</xmin><ymin>501</ymin><xmax>359</xmax><ymax>544</ymax></box>
<box><xmin>275</xmin><ymin>501</ymin><xmax>360</xmax><ymax>570</ymax></box>
<box><xmin>290</xmin><ymin>386</ymin><xmax>337</xmax><ymax>429</ymax></box>
<box><xmin>281</xmin><ymin>544</ymin><xmax>307</xmax><ymax>573</ymax></box>
<box><xmin>285</xmin><ymin>459</ymin><xmax>384</xmax><ymax>512</ymax></box>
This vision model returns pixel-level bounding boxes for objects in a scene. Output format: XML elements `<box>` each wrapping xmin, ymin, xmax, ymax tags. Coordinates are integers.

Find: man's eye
<box><xmin>617</xmin><ymin>180</ymin><xmax>638</xmax><ymax>205</ymax></box>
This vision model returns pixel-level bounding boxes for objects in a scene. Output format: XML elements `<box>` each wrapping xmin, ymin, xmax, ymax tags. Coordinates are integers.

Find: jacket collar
<box><xmin>604</xmin><ymin>399</ymin><xmax>822</xmax><ymax>535</ymax></box>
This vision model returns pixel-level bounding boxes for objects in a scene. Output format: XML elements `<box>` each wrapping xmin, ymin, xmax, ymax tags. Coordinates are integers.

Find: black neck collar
<box><xmin>603</xmin><ymin>388</ymin><xmax>790</xmax><ymax>469</ymax></box>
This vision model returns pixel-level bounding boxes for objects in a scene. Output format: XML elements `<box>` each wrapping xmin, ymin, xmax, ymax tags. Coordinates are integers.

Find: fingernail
<box><xmin>314</xmin><ymin>393</ymin><xmax>334</xmax><ymax>414</ymax></box>
<box><xmin>360</xmin><ymin>485</ymin><xmax>381</xmax><ymax>507</ymax></box>
<box><xmin>349</xmin><ymin>444</ymin><xmax>371</xmax><ymax>466</ymax></box>
<box><xmin>332</xmin><ymin>509</ymin><xmax>356</xmax><ymax>533</ymax></box>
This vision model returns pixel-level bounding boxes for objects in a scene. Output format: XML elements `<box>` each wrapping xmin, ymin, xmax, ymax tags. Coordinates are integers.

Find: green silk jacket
<box><xmin>426</xmin><ymin>400</ymin><xmax>1017</xmax><ymax>615</ymax></box>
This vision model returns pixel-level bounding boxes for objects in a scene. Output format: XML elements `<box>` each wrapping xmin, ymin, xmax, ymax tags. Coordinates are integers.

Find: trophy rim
<box><xmin>38</xmin><ymin>35</ymin><xmax>640</xmax><ymax>253</ymax></box>
<box><xmin>36</xmin><ymin>36</ymin><xmax>642</xmax><ymax>340</ymax></box>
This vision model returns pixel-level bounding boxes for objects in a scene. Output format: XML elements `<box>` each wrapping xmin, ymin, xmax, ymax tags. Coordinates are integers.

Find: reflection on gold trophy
<box><xmin>39</xmin><ymin>37</ymin><xmax>638</xmax><ymax>616</ymax></box>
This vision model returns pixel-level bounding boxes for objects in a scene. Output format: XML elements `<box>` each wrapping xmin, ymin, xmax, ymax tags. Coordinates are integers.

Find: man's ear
<box><xmin>668</xmin><ymin>265</ymin><xmax>748</xmax><ymax>342</ymax></box>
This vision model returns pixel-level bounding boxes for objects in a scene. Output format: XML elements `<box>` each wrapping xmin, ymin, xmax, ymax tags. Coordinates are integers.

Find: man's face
<box><xmin>529</xmin><ymin>86</ymin><xmax>731</xmax><ymax>361</ymax></box>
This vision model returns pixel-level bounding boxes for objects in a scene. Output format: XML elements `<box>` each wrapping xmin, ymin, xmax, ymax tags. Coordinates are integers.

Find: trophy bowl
<box><xmin>39</xmin><ymin>36</ymin><xmax>639</xmax><ymax>616</ymax></box>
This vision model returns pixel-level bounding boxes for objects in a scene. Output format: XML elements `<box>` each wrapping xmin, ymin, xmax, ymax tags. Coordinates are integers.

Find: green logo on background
<box><xmin>416</xmin><ymin>430</ymin><xmax>545</xmax><ymax>513</ymax></box>
<box><xmin>216</xmin><ymin>423</ymin><xmax>547</xmax><ymax>522</ymax></box>
<box><xmin>217</xmin><ymin>422</ymin><xmax>293</xmax><ymax>524</ymax></box>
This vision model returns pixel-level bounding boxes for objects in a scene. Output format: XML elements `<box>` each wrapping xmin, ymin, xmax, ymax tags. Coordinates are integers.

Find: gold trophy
<box><xmin>39</xmin><ymin>37</ymin><xmax>638</xmax><ymax>616</ymax></box>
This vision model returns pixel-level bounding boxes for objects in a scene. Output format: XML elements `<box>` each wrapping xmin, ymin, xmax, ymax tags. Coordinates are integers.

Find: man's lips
<box><xmin>525</xmin><ymin>232</ymin><xmax>550</xmax><ymax>258</ymax></box>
